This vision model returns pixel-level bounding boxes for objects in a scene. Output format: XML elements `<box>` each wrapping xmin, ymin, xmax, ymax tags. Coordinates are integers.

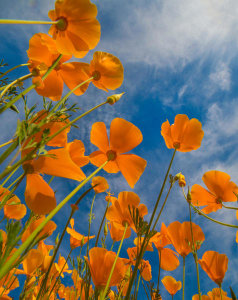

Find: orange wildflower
<box><xmin>164</xmin><ymin>221</ymin><xmax>205</xmax><ymax>257</ymax></box>
<box><xmin>21</xmin><ymin>216</ymin><xmax>57</xmax><ymax>242</ymax></box>
<box><xmin>91</xmin><ymin>176</ymin><xmax>109</xmax><ymax>194</ymax></box>
<box><xmin>151</xmin><ymin>224</ymin><xmax>180</xmax><ymax>271</ymax></box>
<box><xmin>161</xmin><ymin>276</ymin><xmax>182</xmax><ymax>296</ymax></box>
<box><xmin>85</xmin><ymin>247</ymin><xmax>129</xmax><ymax>289</ymax></box>
<box><xmin>108</xmin><ymin>221</ymin><xmax>131</xmax><ymax>242</ymax></box>
<box><xmin>55</xmin><ymin>254</ymin><xmax>72</xmax><ymax>278</ymax></box>
<box><xmin>24</xmin><ymin>139</ymin><xmax>89</xmax><ymax>215</ymax></box>
<box><xmin>198</xmin><ymin>251</ymin><xmax>228</xmax><ymax>285</ymax></box>
<box><xmin>66</xmin><ymin>218</ymin><xmax>95</xmax><ymax>249</ymax></box>
<box><xmin>89</xmin><ymin>51</ymin><xmax>124</xmax><ymax>91</ymax></box>
<box><xmin>90</xmin><ymin>118</ymin><xmax>147</xmax><ymax>188</ymax></box>
<box><xmin>191</xmin><ymin>170</ymin><xmax>238</xmax><ymax>214</ymax></box>
<box><xmin>106</xmin><ymin>191</ymin><xmax>148</xmax><ymax>237</ymax></box>
<box><xmin>28</xmin><ymin>33</ymin><xmax>91</xmax><ymax>100</ymax></box>
<box><xmin>193</xmin><ymin>288</ymin><xmax>231</xmax><ymax>300</ymax></box>
<box><xmin>48</xmin><ymin>0</ymin><xmax>100</xmax><ymax>58</ymax></box>
<box><xmin>21</xmin><ymin>249</ymin><xmax>44</xmax><ymax>276</ymax></box>
<box><xmin>161</xmin><ymin>114</ymin><xmax>204</xmax><ymax>152</ymax></box>
<box><xmin>0</xmin><ymin>187</ymin><xmax>26</xmax><ymax>220</ymax></box>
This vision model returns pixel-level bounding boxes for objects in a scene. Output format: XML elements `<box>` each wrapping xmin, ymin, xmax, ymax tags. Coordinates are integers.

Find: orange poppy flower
<box><xmin>193</xmin><ymin>288</ymin><xmax>232</xmax><ymax>300</ymax></box>
<box><xmin>24</xmin><ymin>139</ymin><xmax>89</xmax><ymax>215</ymax></box>
<box><xmin>89</xmin><ymin>51</ymin><xmax>124</xmax><ymax>91</ymax></box>
<box><xmin>134</xmin><ymin>237</ymin><xmax>154</xmax><ymax>252</ymax></box>
<box><xmin>191</xmin><ymin>170</ymin><xmax>238</xmax><ymax>214</ymax></box>
<box><xmin>91</xmin><ymin>176</ymin><xmax>109</xmax><ymax>194</ymax></box>
<box><xmin>164</xmin><ymin>221</ymin><xmax>205</xmax><ymax>257</ymax></box>
<box><xmin>66</xmin><ymin>218</ymin><xmax>95</xmax><ymax>249</ymax></box>
<box><xmin>21</xmin><ymin>216</ymin><xmax>57</xmax><ymax>242</ymax></box>
<box><xmin>161</xmin><ymin>276</ymin><xmax>182</xmax><ymax>296</ymax></box>
<box><xmin>55</xmin><ymin>254</ymin><xmax>72</xmax><ymax>278</ymax></box>
<box><xmin>20</xmin><ymin>249</ymin><xmax>44</xmax><ymax>276</ymax></box>
<box><xmin>108</xmin><ymin>221</ymin><xmax>131</xmax><ymax>242</ymax></box>
<box><xmin>90</xmin><ymin>118</ymin><xmax>147</xmax><ymax>188</ymax></box>
<box><xmin>71</xmin><ymin>269</ymin><xmax>93</xmax><ymax>299</ymax></box>
<box><xmin>85</xmin><ymin>247</ymin><xmax>129</xmax><ymax>289</ymax></box>
<box><xmin>106</xmin><ymin>191</ymin><xmax>148</xmax><ymax>236</ymax></box>
<box><xmin>151</xmin><ymin>226</ymin><xmax>180</xmax><ymax>271</ymax></box>
<box><xmin>0</xmin><ymin>187</ymin><xmax>26</xmax><ymax>220</ymax></box>
<box><xmin>161</xmin><ymin>114</ymin><xmax>204</xmax><ymax>152</ymax></box>
<box><xmin>198</xmin><ymin>251</ymin><xmax>228</xmax><ymax>285</ymax></box>
<box><xmin>48</xmin><ymin>0</ymin><xmax>100</xmax><ymax>58</ymax></box>
<box><xmin>28</xmin><ymin>33</ymin><xmax>92</xmax><ymax>100</ymax></box>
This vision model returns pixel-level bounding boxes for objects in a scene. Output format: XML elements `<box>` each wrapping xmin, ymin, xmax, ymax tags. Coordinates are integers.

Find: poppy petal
<box><xmin>90</xmin><ymin>151</ymin><xmax>120</xmax><ymax>173</ymax></box>
<box><xmin>91</xmin><ymin>122</ymin><xmax>109</xmax><ymax>153</ymax></box>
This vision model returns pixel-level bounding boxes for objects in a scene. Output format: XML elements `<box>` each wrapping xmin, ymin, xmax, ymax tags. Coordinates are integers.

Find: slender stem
<box><xmin>86</xmin><ymin>194</ymin><xmax>96</xmax><ymax>257</ymax></box>
<box><xmin>47</xmin><ymin>100</ymin><xmax>107</xmax><ymax>144</ymax></box>
<box><xmin>48</xmin><ymin>249</ymin><xmax>73</xmax><ymax>298</ymax></box>
<box><xmin>141</xmin><ymin>278</ymin><xmax>150</xmax><ymax>300</ymax></box>
<box><xmin>125</xmin><ymin>149</ymin><xmax>177</xmax><ymax>300</ymax></box>
<box><xmin>152</xmin><ymin>181</ymin><xmax>174</xmax><ymax>232</ymax></box>
<box><xmin>1</xmin><ymin>165</ymin><xmax>20</xmax><ymax>187</ymax></box>
<box><xmin>156</xmin><ymin>250</ymin><xmax>162</xmax><ymax>291</ymax></box>
<box><xmin>0</xmin><ymin>73</ymin><xmax>32</xmax><ymax>99</ymax></box>
<box><xmin>0</xmin><ymin>140</ymin><xmax>13</xmax><ymax>149</ymax></box>
<box><xmin>222</xmin><ymin>203</ymin><xmax>238</xmax><ymax>210</ymax></box>
<box><xmin>0</xmin><ymin>54</ymin><xmax>62</xmax><ymax>114</ymax></box>
<box><xmin>135</xmin><ymin>274</ymin><xmax>141</xmax><ymax>299</ymax></box>
<box><xmin>95</xmin><ymin>201</ymin><xmax>110</xmax><ymax>247</ymax></box>
<box><xmin>0</xmin><ymin>161</ymin><xmax>108</xmax><ymax>281</ymax></box>
<box><xmin>0</xmin><ymin>139</ymin><xmax>18</xmax><ymax>166</ymax></box>
<box><xmin>189</xmin><ymin>203</ymin><xmax>201</xmax><ymax>300</ymax></box>
<box><xmin>100</xmin><ymin>223</ymin><xmax>129</xmax><ymax>300</ymax></box>
<box><xmin>0</xmin><ymin>19</ymin><xmax>57</xmax><ymax>25</ymax></box>
<box><xmin>191</xmin><ymin>204</ymin><xmax>238</xmax><ymax>229</ymax></box>
<box><xmin>0</xmin><ymin>63</ymin><xmax>30</xmax><ymax>80</ymax></box>
<box><xmin>219</xmin><ymin>284</ymin><xmax>223</xmax><ymax>300</ymax></box>
<box><xmin>48</xmin><ymin>176</ymin><xmax>55</xmax><ymax>185</ymax></box>
<box><xmin>110</xmin><ymin>241</ymin><xmax>115</xmax><ymax>251</ymax></box>
<box><xmin>37</xmin><ymin>185</ymin><xmax>96</xmax><ymax>299</ymax></box>
<box><xmin>6</xmin><ymin>173</ymin><xmax>23</xmax><ymax>189</ymax></box>
<box><xmin>182</xmin><ymin>256</ymin><xmax>185</xmax><ymax>300</ymax></box>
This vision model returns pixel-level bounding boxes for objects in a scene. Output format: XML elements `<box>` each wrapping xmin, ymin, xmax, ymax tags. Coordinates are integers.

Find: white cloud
<box><xmin>209</xmin><ymin>62</ymin><xmax>231</xmax><ymax>92</ymax></box>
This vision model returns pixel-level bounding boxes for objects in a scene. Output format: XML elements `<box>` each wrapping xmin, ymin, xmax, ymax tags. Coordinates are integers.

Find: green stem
<box><xmin>0</xmin><ymin>63</ymin><xmax>30</xmax><ymax>80</ymax></box>
<box><xmin>135</xmin><ymin>274</ymin><xmax>141</xmax><ymax>300</ymax></box>
<box><xmin>0</xmin><ymin>73</ymin><xmax>33</xmax><ymax>99</ymax></box>
<box><xmin>141</xmin><ymin>278</ymin><xmax>150</xmax><ymax>300</ymax></box>
<box><xmin>0</xmin><ymin>54</ymin><xmax>62</xmax><ymax>114</ymax></box>
<box><xmin>48</xmin><ymin>249</ymin><xmax>73</xmax><ymax>299</ymax></box>
<box><xmin>189</xmin><ymin>203</ymin><xmax>201</xmax><ymax>300</ymax></box>
<box><xmin>0</xmin><ymin>139</ymin><xmax>18</xmax><ymax>165</ymax></box>
<box><xmin>37</xmin><ymin>185</ymin><xmax>96</xmax><ymax>299</ymax></box>
<box><xmin>125</xmin><ymin>149</ymin><xmax>177</xmax><ymax>300</ymax></box>
<box><xmin>1</xmin><ymin>165</ymin><xmax>20</xmax><ymax>187</ymax></box>
<box><xmin>6</xmin><ymin>173</ymin><xmax>23</xmax><ymax>189</ymax></box>
<box><xmin>86</xmin><ymin>194</ymin><xmax>96</xmax><ymax>257</ymax></box>
<box><xmin>156</xmin><ymin>250</ymin><xmax>162</xmax><ymax>291</ymax></box>
<box><xmin>182</xmin><ymin>256</ymin><xmax>185</xmax><ymax>300</ymax></box>
<box><xmin>222</xmin><ymin>203</ymin><xmax>238</xmax><ymax>210</ymax></box>
<box><xmin>219</xmin><ymin>284</ymin><xmax>223</xmax><ymax>300</ymax></box>
<box><xmin>0</xmin><ymin>139</ymin><xmax>13</xmax><ymax>149</ymax></box>
<box><xmin>152</xmin><ymin>181</ymin><xmax>174</xmax><ymax>232</ymax></box>
<box><xmin>0</xmin><ymin>19</ymin><xmax>57</xmax><ymax>25</ymax></box>
<box><xmin>100</xmin><ymin>223</ymin><xmax>129</xmax><ymax>300</ymax></box>
<box><xmin>0</xmin><ymin>161</ymin><xmax>108</xmax><ymax>281</ymax></box>
<box><xmin>48</xmin><ymin>176</ymin><xmax>55</xmax><ymax>185</ymax></box>
<box><xmin>95</xmin><ymin>201</ymin><xmax>110</xmax><ymax>247</ymax></box>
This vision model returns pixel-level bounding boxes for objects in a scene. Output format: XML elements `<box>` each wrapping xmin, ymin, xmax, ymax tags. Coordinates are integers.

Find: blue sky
<box><xmin>1</xmin><ymin>0</ymin><xmax>238</xmax><ymax>298</ymax></box>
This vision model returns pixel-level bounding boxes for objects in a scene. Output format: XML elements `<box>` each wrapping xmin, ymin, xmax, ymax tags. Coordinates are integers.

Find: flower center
<box><xmin>56</xmin><ymin>17</ymin><xmax>68</xmax><ymax>31</ymax></box>
<box><xmin>92</xmin><ymin>70</ymin><xmax>101</xmax><ymax>81</ymax></box>
<box><xmin>216</xmin><ymin>197</ymin><xmax>222</xmax><ymax>204</ymax></box>
<box><xmin>173</xmin><ymin>141</ymin><xmax>180</xmax><ymax>149</ymax></box>
<box><xmin>23</xmin><ymin>163</ymin><xmax>35</xmax><ymax>174</ymax></box>
<box><xmin>106</xmin><ymin>150</ymin><xmax>117</xmax><ymax>161</ymax></box>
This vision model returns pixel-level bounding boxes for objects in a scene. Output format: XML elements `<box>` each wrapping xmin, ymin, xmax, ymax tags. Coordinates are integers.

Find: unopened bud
<box><xmin>107</xmin><ymin>92</ymin><xmax>125</xmax><ymax>105</ymax></box>
<box><xmin>178</xmin><ymin>174</ymin><xmax>186</xmax><ymax>187</ymax></box>
<box><xmin>104</xmin><ymin>222</ymin><xmax>108</xmax><ymax>236</ymax></box>
<box><xmin>187</xmin><ymin>189</ymin><xmax>192</xmax><ymax>203</ymax></box>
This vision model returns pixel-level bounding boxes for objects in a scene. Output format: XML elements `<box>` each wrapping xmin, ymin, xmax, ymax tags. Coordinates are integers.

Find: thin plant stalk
<box><xmin>0</xmin><ymin>161</ymin><xmax>108</xmax><ymax>281</ymax></box>
<box><xmin>1</xmin><ymin>165</ymin><xmax>20</xmax><ymax>187</ymax></box>
<box><xmin>182</xmin><ymin>256</ymin><xmax>186</xmax><ymax>300</ymax></box>
<box><xmin>219</xmin><ymin>284</ymin><xmax>224</xmax><ymax>300</ymax></box>
<box><xmin>6</xmin><ymin>172</ymin><xmax>23</xmax><ymax>189</ymax></box>
<box><xmin>0</xmin><ymin>139</ymin><xmax>19</xmax><ymax>166</ymax></box>
<box><xmin>0</xmin><ymin>54</ymin><xmax>63</xmax><ymax>114</ymax></box>
<box><xmin>0</xmin><ymin>139</ymin><xmax>13</xmax><ymax>149</ymax></box>
<box><xmin>86</xmin><ymin>193</ymin><xmax>96</xmax><ymax>256</ymax></box>
<box><xmin>125</xmin><ymin>149</ymin><xmax>177</xmax><ymax>300</ymax></box>
<box><xmin>0</xmin><ymin>19</ymin><xmax>57</xmax><ymax>25</ymax></box>
<box><xmin>0</xmin><ymin>63</ymin><xmax>30</xmax><ymax>80</ymax></box>
<box><xmin>222</xmin><ymin>203</ymin><xmax>238</xmax><ymax>210</ymax></box>
<box><xmin>37</xmin><ymin>185</ymin><xmax>96</xmax><ymax>299</ymax></box>
<box><xmin>141</xmin><ymin>278</ymin><xmax>150</xmax><ymax>300</ymax></box>
<box><xmin>189</xmin><ymin>203</ymin><xmax>201</xmax><ymax>300</ymax></box>
<box><xmin>135</xmin><ymin>273</ymin><xmax>141</xmax><ymax>300</ymax></box>
<box><xmin>156</xmin><ymin>250</ymin><xmax>162</xmax><ymax>291</ymax></box>
<box><xmin>100</xmin><ymin>223</ymin><xmax>129</xmax><ymax>300</ymax></box>
<box><xmin>95</xmin><ymin>201</ymin><xmax>110</xmax><ymax>247</ymax></box>
<box><xmin>0</xmin><ymin>73</ymin><xmax>33</xmax><ymax>99</ymax></box>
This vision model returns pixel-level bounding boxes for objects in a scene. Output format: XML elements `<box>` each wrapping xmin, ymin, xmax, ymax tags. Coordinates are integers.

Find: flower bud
<box><xmin>106</xmin><ymin>92</ymin><xmax>125</xmax><ymax>105</ymax></box>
